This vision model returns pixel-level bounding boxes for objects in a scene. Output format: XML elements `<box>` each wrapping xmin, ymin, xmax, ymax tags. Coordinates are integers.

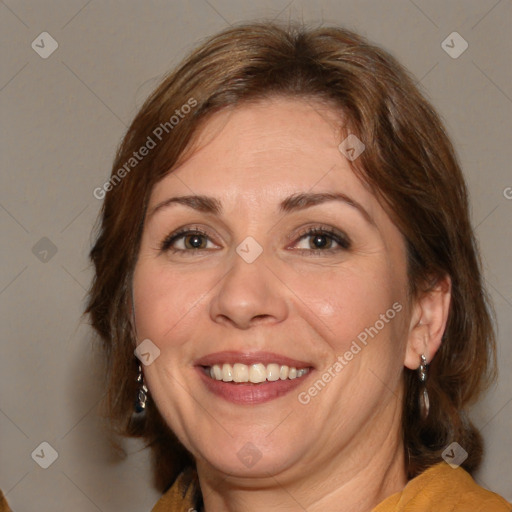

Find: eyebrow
<box><xmin>280</xmin><ymin>192</ymin><xmax>373</xmax><ymax>225</ymax></box>
<box><xmin>148</xmin><ymin>195</ymin><xmax>222</xmax><ymax>218</ymax></box>
<box><xmin>148</xmin><ymin>192</ymin><xmax>373</xmax><ymax>225</ymax></box>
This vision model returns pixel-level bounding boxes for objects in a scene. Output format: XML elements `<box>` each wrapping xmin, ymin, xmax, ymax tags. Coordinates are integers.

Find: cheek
<box><xmin>285</xmin><ymin>259</ymin><xmax>405</xmax><ymax>354</ymax></box>
<box><xmin>132</xmin><ymin>259</ymin><xmax>213</xmax><ymax>346</ymax></box>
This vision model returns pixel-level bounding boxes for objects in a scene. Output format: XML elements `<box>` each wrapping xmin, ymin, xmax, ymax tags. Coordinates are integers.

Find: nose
<box><xmin>209</xmin><ymin>253</ymin><xmax>289</xmax><ymax>330</ymax></box>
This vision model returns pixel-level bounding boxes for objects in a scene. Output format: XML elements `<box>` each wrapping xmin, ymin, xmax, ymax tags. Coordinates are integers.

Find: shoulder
<box><xmin>445</xmin><ymin>465</ymin><xmax>511</xmax><ymax>511</ymax></box>
<box><xmin>151</xmin><ymin>467</ymin><xmax>200</xmax><ymax>512</ymax></box>
<box><xmin>374</xmin><ymin>462</ymin><xmax>511</xmax><ymax>512</ymax></box>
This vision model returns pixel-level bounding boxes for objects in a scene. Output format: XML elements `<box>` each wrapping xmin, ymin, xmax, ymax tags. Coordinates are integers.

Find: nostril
<box><xmin>252</xmin><ymin>314</ymin><xmax>272</xmax><ymax>322</ymax></box>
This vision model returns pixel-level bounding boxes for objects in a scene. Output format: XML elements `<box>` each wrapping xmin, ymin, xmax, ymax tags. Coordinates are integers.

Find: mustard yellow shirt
<box><xmin>151</xmin><ymin>462</ymin><xmax>511</xmax><ymax>512</ymax></box>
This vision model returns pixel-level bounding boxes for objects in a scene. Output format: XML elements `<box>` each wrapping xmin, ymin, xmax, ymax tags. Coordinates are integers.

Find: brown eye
<box><xmin>183</xmin><ymin>234</ymin><xmax>208</xmax><ymax>249</ymax></box>
<box><xmin>161</xmin><ymin>229</ymin><xmax>217</xmax><ymax>252</ymax></box>
<box><xmin>309</xmin><ymin>233</ymin><xmax>333</xmax><ymax>249</ymax></box>
<box><xmin>293</xmin><ymin>227</ymin><xmax>351</xmax><ymax>252</ymax></box>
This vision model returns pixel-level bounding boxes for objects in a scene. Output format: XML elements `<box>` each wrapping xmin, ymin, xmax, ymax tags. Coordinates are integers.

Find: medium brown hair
<box><xmin>87</xmin><ymin>22</ymin><xmax>497</xmax><ymax>490</ymax></box>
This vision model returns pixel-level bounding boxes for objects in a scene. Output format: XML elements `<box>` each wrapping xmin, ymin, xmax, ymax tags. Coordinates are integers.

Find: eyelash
<box><xmin>160</xmin><ymin>225</ymin><xmax>351</xmax><ymax>255</ymax></box>
<box><xmin>160</xmin><ymin>226</ymin><xmax>211</xmax><ymax>253</ymax></box>
<box><xmin>293</xmin><ymin>226</ymin><xmax>351</xmax><ymax>253</ymax></box>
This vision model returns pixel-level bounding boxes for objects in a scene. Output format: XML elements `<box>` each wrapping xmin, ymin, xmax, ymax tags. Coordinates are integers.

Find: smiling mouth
<box><xmin>203</xmin><ymin>363</ymin><xmax>311</xmax><ymax>384</ymax></box>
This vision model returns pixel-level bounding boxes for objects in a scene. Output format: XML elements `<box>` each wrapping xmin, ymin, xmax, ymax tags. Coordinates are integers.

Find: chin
<box><xmin>190</xmin><ymin>428</ymin><xmax>305</xmax><ymax>478</ymax></box>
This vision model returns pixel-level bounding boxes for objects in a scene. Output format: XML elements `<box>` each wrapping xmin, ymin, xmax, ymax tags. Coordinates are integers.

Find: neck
<box><xmin>196</xmin><ymin>398</ymin><xmax>407</xmax><ymax>512</ymax></box>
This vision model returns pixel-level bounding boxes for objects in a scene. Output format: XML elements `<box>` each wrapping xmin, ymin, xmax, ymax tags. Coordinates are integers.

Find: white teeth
<box><xmin>207</xmin><ymin>363</ymin><xmax>309</xmax><ymax>383</ymax></box>
<box><xmin>232</xmin><ymin>363</ymin><xmax>249</xmax><ymax>382</ymax></box>
<box><xmin>267</xmin><ymin>363</ymin><xmax>280</xmax><ymax>381</ymax></box>
<box><xmin>213</xmin><ymin>365</ymin><xmax>223</xmax><ymax>380</ymax></box>
<box><xmin>249</xmin><ymin>364</ymin><xmax>267</xmax><ymax>383</ymax></box>
<box><xmin>222</xmin><ymin>363</ymin><xmax>233</xmax><ymax>382</ymax></box>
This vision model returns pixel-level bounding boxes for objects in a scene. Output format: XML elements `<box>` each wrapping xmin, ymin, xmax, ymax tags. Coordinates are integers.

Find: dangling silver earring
<box><xmin>134</xmin><ymin>363</ymin><xmax>149</xmax><ymax>413</ymax></box>
<box><xmin>418</xmin><ymin>354</ymin><xmax>430</xmax><ymax>420</ymax></box>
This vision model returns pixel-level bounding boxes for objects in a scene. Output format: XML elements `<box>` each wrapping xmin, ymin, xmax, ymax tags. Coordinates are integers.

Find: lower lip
<box><xmin>196</xmin><ymin>367</ymin><xmax>312</xmax><ymax>405</ymax></box>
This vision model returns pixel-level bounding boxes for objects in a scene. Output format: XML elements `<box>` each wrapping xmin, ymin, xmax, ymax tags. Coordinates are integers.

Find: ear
<box><xmin>404</xmin><ymin>275</ymin><xmax>452</xmax><ymax>370</ymax></box>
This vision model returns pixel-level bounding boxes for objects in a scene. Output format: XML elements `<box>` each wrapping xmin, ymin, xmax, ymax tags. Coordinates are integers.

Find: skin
<box><xmin>132</xmin><ymin>97</ymin><xmax>451</xmax><ymax>512</ymax></box>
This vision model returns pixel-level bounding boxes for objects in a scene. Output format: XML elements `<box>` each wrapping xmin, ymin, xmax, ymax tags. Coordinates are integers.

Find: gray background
<box><xmin>1</xmin><ymin>0</ymin><xmax>511</xmax><ymax>510</ymax></box>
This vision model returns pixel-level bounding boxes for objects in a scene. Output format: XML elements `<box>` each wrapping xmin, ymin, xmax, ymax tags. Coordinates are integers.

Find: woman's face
<box><xmin>132</xmin><ymin>97</ymin><xmax>411</xmax><ymax>480</ymax></box>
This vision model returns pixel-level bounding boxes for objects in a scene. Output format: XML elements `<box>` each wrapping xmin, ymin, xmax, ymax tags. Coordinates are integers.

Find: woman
<box><xmin>86</xmin><ymin>23</ymin><xmax>510</xmax><ymax>511</ymax></box>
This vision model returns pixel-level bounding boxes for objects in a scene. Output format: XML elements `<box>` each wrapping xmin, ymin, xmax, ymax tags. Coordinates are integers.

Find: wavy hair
<box><xmin>86</xmin><ymin>22</ymin><xmax>497</xmax><ymax>490</ymax></box>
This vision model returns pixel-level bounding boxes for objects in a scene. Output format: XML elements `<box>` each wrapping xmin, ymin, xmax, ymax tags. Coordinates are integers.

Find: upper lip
<box><xmin>194</xmin><ymin>351</ymin><xmax>313</xmax><ymax>369</ymax></box>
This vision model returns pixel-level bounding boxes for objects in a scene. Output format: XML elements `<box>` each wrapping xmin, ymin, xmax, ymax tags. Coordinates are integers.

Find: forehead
<box><xmin>150</xmin><ymin>97</ymin><xmax>373</xmax><ymax>209</ymax></box>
